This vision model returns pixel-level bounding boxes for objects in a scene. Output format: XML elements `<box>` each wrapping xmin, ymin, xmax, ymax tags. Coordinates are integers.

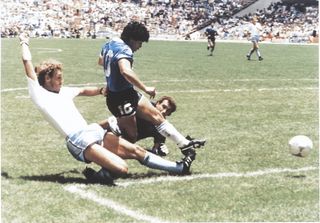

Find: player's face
<box><xmin>129</xmin><ymin>40</ymin><xmax>143</xmax><ymax>52</ymax></box>
<box><xmin>156</xmin><ymin>100</ymin><xmax>172</xmax><ymax>118</ymax></box>
<box><xmin>45</xmin><ymin>70</ymin><xmax>64</xmax><ymax>93</ymax></box>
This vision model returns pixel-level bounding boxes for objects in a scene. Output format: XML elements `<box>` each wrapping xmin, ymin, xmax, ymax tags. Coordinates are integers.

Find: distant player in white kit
<box><xmin>246</xmin><ymin>17</ymin><xmax>263</xmax><ymax>61</ymax></box>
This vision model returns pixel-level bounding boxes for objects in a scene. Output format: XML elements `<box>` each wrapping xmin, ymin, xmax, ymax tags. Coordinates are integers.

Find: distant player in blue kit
<box><xmin>246</xmin><ymin>17</ymin><xmax>263</xmax><ymax>61</ymax></box>
<box><xmin>98</xmin><ymin>21</ymin><xmax>205</xmax><ymax>165</ymax></box>
<box><xmin>205</xmin><ymin>27</ymin><xmax>218</xmax><ymax>56</ymax></box>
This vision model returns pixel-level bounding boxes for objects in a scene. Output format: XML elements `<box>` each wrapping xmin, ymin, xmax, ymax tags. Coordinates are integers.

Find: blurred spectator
<box><xmin>1</xmin><ymin>0</ymin><xmax>318</xmax><ymax>43</ymax></box>
<box><xmin>309</xmin><ymin>29</ymin><xmax>319</xmax><ymax>43</ymax></box>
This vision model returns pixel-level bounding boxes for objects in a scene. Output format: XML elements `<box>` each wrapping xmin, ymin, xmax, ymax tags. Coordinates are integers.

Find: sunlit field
<box><xmin>1</xmin><ymin>38</ymin><xmax>319</xmax><ymax>222</ymax></box>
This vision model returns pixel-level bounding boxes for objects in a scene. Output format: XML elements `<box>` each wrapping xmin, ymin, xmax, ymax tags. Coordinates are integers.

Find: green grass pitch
<box><xmin>1</xmin><ymin>38</ymin><xmax>319</xmax><ymax>222</ymax></box>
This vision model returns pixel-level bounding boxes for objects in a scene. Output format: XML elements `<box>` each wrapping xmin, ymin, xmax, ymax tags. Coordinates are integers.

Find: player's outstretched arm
<box><xmin>19</xmin><ymin>33</ymin><xmax>37</xmax><ymax>81</ymax></box>
<box><xmin>79</xmin><ymin>86</ymin><xmax>105</xmax><ymax>96</ymax></box>
<box><xmin>118</xmin><ymin>59</ymin><xmax>156</xmax><ymax>98</ymax></box>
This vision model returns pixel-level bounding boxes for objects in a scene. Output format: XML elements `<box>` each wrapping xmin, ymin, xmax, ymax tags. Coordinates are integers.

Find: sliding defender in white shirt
<box><xmin>19</xmin><ymin>33</ymin><xmax>195</xmax><ymax>185</ymax></box>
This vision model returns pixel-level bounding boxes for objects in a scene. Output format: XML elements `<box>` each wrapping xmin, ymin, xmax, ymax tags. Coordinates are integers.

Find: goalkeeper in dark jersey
<box><xmin>100</xmin><ymin>96</ymin><xmax>196</xmax><ymax>157</ymax></box>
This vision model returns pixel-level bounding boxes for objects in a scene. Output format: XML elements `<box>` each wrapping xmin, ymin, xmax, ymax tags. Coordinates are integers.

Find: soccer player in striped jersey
<box><xmin>98</xmin><ymin>22</ymin><xmax>206</xmax><ymax>159</ymax></box>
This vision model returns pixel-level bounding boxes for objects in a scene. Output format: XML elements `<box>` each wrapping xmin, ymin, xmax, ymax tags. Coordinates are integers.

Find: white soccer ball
<box><xmin>288</xmin><ymin>135</ymin><xmax>313</xmax><ymax>157</ymax></box>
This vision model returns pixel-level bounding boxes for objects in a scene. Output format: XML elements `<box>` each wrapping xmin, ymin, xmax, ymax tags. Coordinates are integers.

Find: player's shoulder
<box><xmin>112</xmin><ymin>38</ymin><xmax>132</xmax><ymax>55</ymax></box>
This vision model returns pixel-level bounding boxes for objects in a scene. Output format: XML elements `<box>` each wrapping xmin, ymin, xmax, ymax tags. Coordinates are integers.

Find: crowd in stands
<box><xmin>262</xmin><ymin>1</ymin><xmax>319</xmax><ymax>43</ymax></box>
<box><xmin>1</xmin><ymin>0</ymin><xmax>318</xmax><ymax>43</ymax></box>
<box><xmin>215</xmin><ymin>1</ymin><xmax>319</xmax><ymax>43</ymax></box>
<box><xmin>1</xmin><ymin>0</ymin><xmax>247</xmax><ymax>38</ymax></box>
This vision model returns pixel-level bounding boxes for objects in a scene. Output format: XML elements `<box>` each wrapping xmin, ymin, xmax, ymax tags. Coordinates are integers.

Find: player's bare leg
<box><xmin>208</xmin><ymin>39</ymin><xmax>214</xmax><ymax>56</ymax></box>
<box><xmin>83</xmin><ymin>143</ymin><xmax>128</xmax><ymax>184</ymax></box>
<box><xmin>103</xmin><ymin>132</ymin><xmax>196</xmax><ymax>175</ymax></box>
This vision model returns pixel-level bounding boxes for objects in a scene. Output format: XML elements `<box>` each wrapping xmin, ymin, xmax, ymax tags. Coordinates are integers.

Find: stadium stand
<box><xmin>1</xmin><ymin>0</ymin><xmax>318</xmax><ymax>43</ymax></box>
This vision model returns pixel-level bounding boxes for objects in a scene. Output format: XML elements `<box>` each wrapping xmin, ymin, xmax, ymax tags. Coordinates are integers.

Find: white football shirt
<box><xmin>27</xmin><ymin>77</ymin><xmax>88</xmax><ymax>137</ymax></box>
<box><xmin>248</xmin><ymin>22</ymin><xmax>262</xmax><ymax>37</ymax></box>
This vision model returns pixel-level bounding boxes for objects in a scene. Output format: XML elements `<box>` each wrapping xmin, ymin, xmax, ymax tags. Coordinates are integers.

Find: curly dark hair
<box><xmin>120</xmin><ymin>21</ymin><xmax>149</xmax><ymax>44</ymax></box>
<box><xmin>157</xmin><ymin>96</ymin><xmax>177</xmax><ymax>115</ymax></box>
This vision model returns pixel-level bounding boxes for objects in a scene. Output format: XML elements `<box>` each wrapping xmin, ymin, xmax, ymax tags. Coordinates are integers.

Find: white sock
<box><xmin>142</xmin><ymin>152</ymin><xmax>183</xmax><ymax>174</ymax></box>
<box><xmin>256</xmin><ymin>49</ymin><xmax>261</xmax><ymax>57</ymax></box>
<box><xmin>156</xmin><ymin>120</ymin><xmax>189</xmax><ymax>147</ymax></box>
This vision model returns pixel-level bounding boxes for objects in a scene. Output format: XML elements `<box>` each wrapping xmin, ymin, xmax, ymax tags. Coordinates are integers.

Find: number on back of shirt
<box><xmin>104</xmin><ymin>49</ymin><xmax>113</xmax><ymax>78</ymax></box>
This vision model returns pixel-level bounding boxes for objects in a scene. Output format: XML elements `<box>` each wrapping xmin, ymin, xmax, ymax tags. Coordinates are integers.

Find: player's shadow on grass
<box><xmin>1</xmin><ymin>170</ymin><xmax>176</xmax><ymax>185</ymax></box>
<box><xmin>2</xmin><ymin>169</ymin><xmax>89</xmax><ymax>185</ymax></box>
<box><xmin>286</xmin><ymin>174</ymin><xmax>307</xmax><ymax>179</ymax></box>
<box><xmin>121</xmin><ymin>171</ymin><xmax>170</xmax><ymax>180</ymax></box>
<box><xmin>120</xmin><ymin>170</ymin><xmax>201</xmax><ymax>180</ymax></box>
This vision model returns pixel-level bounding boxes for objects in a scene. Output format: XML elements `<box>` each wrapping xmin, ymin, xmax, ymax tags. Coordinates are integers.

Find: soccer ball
<box><xmin>288</xmin><ymin>135</ymin><xmax>313</xmax><ymax>157</ymax></box>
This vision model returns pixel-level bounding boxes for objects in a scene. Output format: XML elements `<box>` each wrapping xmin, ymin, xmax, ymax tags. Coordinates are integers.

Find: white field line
<box><xmin>116</xmin><ymin>166</ymin><xmax>318</xmax><ymax>188</ymax></box>
<box><xmin>144</xmin><ymin>78</ymin><xmax>316</xmax><ymax>83</ymax></box>
<box><xmin>63</xmin><ymin>166</ymin><xmax>317</xmax><ymax>222</ymax></box>
<box><xmin>157</xmin><ymin>87</ymin><xmax>317</xmax><ymax>94</ymax></box>
<box><xmin>2</xmin><ymin>86</ymin><xmax>318</xmax><ymax>94</ymax></box>
<box><xmin>64</xmin><ymin>185</ymin><xmax>170</xmax><ymax>223</ymax></box>
<box><xmin>35</xmin><ymin>47</ymin><xmax>63</xmax><ymax>53</ymax></box>
<box><xmin>1</xmin><ymin>83</ymin><xmax>105</xmax><ymax>93</ymax></box>
<box><xmin>2</xmin><ymin>87</ymin><xmax>29</xmax><ymax>92</ymax></box>
<box><xmin>1</xmin><ymin>78</ymin><xmax>317</xmax><ymax>93</ymax></box>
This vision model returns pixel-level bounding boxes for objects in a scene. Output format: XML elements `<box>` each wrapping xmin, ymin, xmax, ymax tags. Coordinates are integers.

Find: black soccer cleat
<box><xmin>246</xmin><ymin>54</ymin><xmax>251</xmax><ymax>60</ymax></box>
<box><xmin>147</xmin><ymin>144</ymin><xmax>168</xmax><ymax>157</ymax></box>
<box><xmin>179</xmin><ymin>149</ymin><xmax>196</xmax><ymax>175</ymax></box>
<box><xmin>83</xmin><ymin>167</ymin><xmax>114</xmax><ymax>185</ymax></box>
<box><xmin>180</xmin><ymin>137</ymin><xmax>206</xmax><ymax>156</ymax></box>
<box><xmin>185</xmin><ymin>135</ymin><xmax>194</xmax><ymax>141</ymax></box>
<box><xmin>259</xmin><ymin>56</ymin><xmax>263</xmax><ymax>61</ymax></box>
<box><xmin>83</xmin><ymin>167</ymin><xmax>96</xmax><ymax>179</ymax></box>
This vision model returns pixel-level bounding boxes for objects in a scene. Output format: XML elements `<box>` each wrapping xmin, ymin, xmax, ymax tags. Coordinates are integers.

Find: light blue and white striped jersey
<box><xmin>100</xmin><ymin>38</ymin><xmax>133</xmax><ymax>92</ymax></box>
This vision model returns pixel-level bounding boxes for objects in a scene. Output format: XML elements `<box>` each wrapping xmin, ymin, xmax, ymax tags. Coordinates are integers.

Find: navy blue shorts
<box><xmin>106</xmin><ymin>88</ymin><xmax>142</xmax><ymax>117</ymax></box>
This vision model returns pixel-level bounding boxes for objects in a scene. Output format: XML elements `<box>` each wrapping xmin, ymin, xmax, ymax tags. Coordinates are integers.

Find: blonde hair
<box><xmin>35</xmin><ymin>59</ymin><xmax>63</xmax><ymax>86</ymax></box>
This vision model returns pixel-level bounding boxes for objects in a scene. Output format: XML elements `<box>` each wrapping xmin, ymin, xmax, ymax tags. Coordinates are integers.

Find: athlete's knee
<box><xmin>110</xmin><ymin>155</ymin><xmax>129</xmax><ymax>175</ymax></box>
<box><xmin>117</xmin><ymin>163</ymin><xmax>128</xmax><ymax>175</ymax></box>
<box><xmin>150</xmin><ymin>111</ymin><xmax>165</xmax><ymax>125</ymax></box>
<box><xmin>124</xmin><ymin>130</ymin><xmax>137</xmax><ymax>143</ymax></box>
<box><xmin>120</xmin><ymin>122</ymin><xmax>138</xmax><ymax>143</ymax></box>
